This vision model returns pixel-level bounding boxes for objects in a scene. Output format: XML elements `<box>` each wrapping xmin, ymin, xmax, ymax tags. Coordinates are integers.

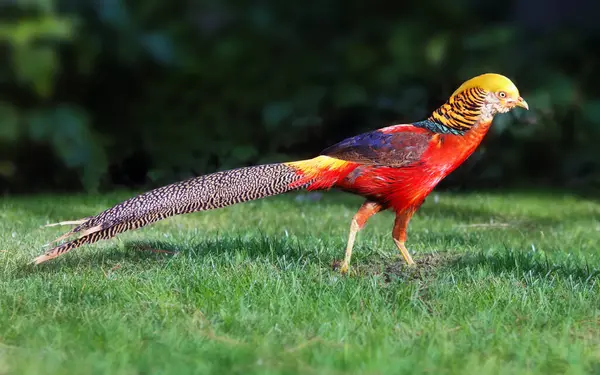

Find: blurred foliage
<box><xmin>0</xmin><ymin>0</ymin><xmax>599</xmax><ymax>193</ymax></box>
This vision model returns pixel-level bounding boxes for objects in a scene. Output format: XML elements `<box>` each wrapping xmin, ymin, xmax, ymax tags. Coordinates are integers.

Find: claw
<box><xmin>339</xmin><ymin>263</ymin><xmax>349</xmax><ymax>274</ymax></box>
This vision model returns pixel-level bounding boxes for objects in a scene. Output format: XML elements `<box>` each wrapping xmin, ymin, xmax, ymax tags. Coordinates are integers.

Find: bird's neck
<box><xmin>414</xmin><ymin>87</ymin><xmax>490</xmax><ymax>135</ymax></box>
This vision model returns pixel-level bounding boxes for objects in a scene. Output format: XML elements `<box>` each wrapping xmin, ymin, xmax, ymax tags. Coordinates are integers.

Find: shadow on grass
<box><xmin>15</xmin><ymin>223</ymin><xmax>599</xmax><ymax>286</ymax></box>
<box><xmin>14</xmin><ymin>234</ymin><xmax>337</xmax><ymax>277</ymax></box>
<box><xmin>17</xmin><ymin>236</ymin><xmax>467</xmax><ymax>283</ymax></box>
<box><xmin>21</xmin><ymin>225</ymin><xmax>481</xmax><ymax>278</ymax></box>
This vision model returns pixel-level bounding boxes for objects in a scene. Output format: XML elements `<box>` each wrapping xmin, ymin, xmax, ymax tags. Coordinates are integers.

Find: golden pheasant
<box><xmin>34</xmin><ymin>73</ymin><xmax>528</xmax><ymax>272</ymax></box>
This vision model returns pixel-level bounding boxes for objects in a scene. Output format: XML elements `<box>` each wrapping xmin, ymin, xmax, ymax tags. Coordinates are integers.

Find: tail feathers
<box><xmin>33</xmin><ymin>163</ymin><xmax>308</xmax><ymax>264</ymax></box>
<box><xmin>41</xmin><ymin>218</ymin><xmax>92</xmax><ymax>247</ymax></box>
<box><xmin>33</xmin><ymin>221</ymin><xmax>148</xmax><ymax>265</ymax></box>
<box><xmin>42</xmin><ymin>218</ymin><xmax>90</xmax><ymax>228</ymax></box>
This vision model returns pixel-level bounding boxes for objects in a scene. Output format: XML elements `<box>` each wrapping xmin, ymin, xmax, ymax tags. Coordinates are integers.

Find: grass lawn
<box><xmin>1</xmin><ymin>190</ymin><xmax>600</xmax><ymax>374</ymax></box>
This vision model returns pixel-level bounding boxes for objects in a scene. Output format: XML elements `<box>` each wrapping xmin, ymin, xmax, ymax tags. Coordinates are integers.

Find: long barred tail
<box><xmin>33</xmin><ymin>163</ymin><xmax>312</xmax><ymax>265</ymax></box>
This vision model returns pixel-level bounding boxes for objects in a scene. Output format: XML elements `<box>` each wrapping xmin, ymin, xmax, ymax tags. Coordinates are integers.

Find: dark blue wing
<box><xmin>320</xmin><ymin>129</ymin><xmax>431</xmax><ymax>167</ymax></box>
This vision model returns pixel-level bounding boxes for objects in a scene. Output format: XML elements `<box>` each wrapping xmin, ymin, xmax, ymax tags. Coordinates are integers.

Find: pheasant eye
<box><xmin>498</xmin><ymin>91</ymin><xmax>507</xmax><ymax>98</ymax></box>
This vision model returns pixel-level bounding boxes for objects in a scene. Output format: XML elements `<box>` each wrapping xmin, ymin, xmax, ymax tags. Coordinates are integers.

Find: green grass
<box><xmin>1</xmin><ymin>191</ymin><xmax>600</xmax><ymax>374</ymax></box>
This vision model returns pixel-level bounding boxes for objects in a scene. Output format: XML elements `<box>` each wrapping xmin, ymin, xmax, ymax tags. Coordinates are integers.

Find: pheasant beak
<box><xmin>515</xmin><ymin>96</ymin><xmax>529</xmax><ymax>110</ymax></box>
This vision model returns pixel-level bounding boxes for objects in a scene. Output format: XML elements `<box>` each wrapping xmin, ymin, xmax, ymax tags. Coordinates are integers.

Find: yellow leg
<box><xmin>339</xmin><ymin>219</ymin><xmax>359</xmax><ymax>274</ymax></box>
<box><xmin>339</xmin><ymin>200</ymin><xmax>383</xmax><ymax>274</ymax></box>
<box><xmin>392</xmin><ymin>210</ymin><xmax>416</xmax><ymax>266</ymax></box>
<box><xmin>393</xmin><ymin>239</ymin><xmax>415</xmax><ymax>266</ymax></box>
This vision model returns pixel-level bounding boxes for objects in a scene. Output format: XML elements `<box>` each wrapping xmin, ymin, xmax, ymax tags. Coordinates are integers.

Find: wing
<box><xmin>320</xmin><ymin>126</ymin><xmax>432</xmax><ymax>167</ymax></box>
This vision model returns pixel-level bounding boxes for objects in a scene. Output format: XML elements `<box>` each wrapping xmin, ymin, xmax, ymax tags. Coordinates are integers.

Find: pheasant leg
<box><xmin>339</xmin><ymin>200</ymin><xmax>383</xmax><ymax>274</ymax></box>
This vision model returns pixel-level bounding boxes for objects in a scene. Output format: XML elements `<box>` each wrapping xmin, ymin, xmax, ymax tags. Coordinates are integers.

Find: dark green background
<box><xmin>1</xmin><ymin>0</ymin><xmax>599</xmax><ymax>194</ymax></box>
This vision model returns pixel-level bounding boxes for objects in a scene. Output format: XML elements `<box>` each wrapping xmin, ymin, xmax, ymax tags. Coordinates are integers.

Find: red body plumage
<box><xmin>287</xmin><ymin>120</ymin><xmax>493</xmax><ymax>214</ymax></box>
